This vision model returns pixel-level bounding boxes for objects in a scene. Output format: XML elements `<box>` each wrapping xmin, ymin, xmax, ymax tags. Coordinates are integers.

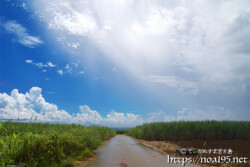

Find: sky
<box><xmin>0</xmin><ymin>0</ymin><xmax>250</xmax><ymax>127</ymax></box>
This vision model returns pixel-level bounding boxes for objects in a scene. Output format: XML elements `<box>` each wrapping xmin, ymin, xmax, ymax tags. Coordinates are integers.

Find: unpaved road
<box><xmin>83</xmin><ymin>135</ymin><xmax>196</xmax><ymax>167</ymax></box>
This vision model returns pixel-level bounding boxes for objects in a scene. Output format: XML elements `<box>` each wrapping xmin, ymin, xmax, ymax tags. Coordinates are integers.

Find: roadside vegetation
<box><xmin>0</xmin><ymin>121</ymin><xmax>116</xmax><ymax>167</ymax></box>
<box><xmin>127</xmin><ymin>121</ymin><xmax>250</xmax><ymax>141</ymax></box>
<box><xmin>114</xmin><ymin>129</ymin><xmax>127</xmax><ymax>134</ymax></box>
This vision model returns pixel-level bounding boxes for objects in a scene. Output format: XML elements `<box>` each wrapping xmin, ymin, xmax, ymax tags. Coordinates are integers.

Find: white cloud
<box><xmin>25</xmin><ymin>60</ymin><xmax>56</xmax><ymax>68</ymax></box>
<box><xmin>65</xmin><ymin>64</ymin><xmax>70</xmax><ymax>70</ymax></box>
<box><xmin>65</xmin><ymin>64</ymin><xmax>72</xmax><ymax>73</ymax></box>
<box><xmin>78</xmin><ymin>71</ymin><xmax>85</xmax><ymax>75</ymax></box>
<box><xmin>48</xmin><ymin>7</ymin><xmax>97</xmax><ymax>36</ymax></box>
<box><xmin>67</xmin><ymin>42</ymin><xmax>80</xmax><ymax>49</ymax></box>
<box><xmin>4</xmin><ymin>21</ymin><xmax>43</xmax><ymax>48</ymax></box>
<box><xmin>0</xmin><ymin>87</ymin><xmax>71</xmax><ymax>122</ymax></box>
<box><xmin>64</xmin><ymin>63</ymin><xmax>85</xmax><ymax>76</ymax></box>
<box><xmin>147</xmin><ymin>110</ymin><xmax>175</xmax><ymax>122</ymax></box>
<box><xmin>0</xmin><ymin>87</ymin><xmax>244</xmax><ymax>127</ymax></box>
<box><xmin>25</xmin><ymin>60</ymin><xmax>57</xmax><ymax>73</ymax></box>
<box><xmin>21</xmin><ymin>3</ymin><xmax>28</xmax><ymax>11</ymax></box>
<box><xmin>146</xmin><ymin>75</ymin><xmax>199</xmax><ymax>95</ymax></box>
<box><xmin>0</xmin><ymin>87</ymin><xmax>142</xmax><ymax>127</ymax></box>
<box><xmin>32</xmin><ymin>0</ymin><xmax>250</xmax><ymax>96</ymax></box>
<box><xmin>47</xmin><ymin>62</ymin><xmax>56</xmax><ymax>67</ymax></box>
<box><xmin>72</xmin><ymin>62</ymin><xmax>79</xmax><ymax>68</ymax></box>
<box><xmin>25</xmin><ymin>60</ymin><xmax>33</xmax><ymax>63</ymax></box>
<box><xmin>74</xmin><ymin>105</ymin><xmax>103</xmax><ymax>125</ymax></box>
<box><xmin>176</xmin><ymin>106</ymin><xmax>236</xmax><ymax>121</ymax></box>
<box><xmin>146</xmin><ymin>106</ymin><xmax>240</xmax><ymax>122</ymax></box>
<box><xmin>103</xmin><ymin>110</ymin><xmax>144</xmax><ymax>127</ymax></box>
<box><xmin>57</xmin><ymin>69</ymin><xmax>63</xmax><ymax>75</ymax></box>
<box><xmin>25</xmin><ymin>60</ymin><xmax>85</xmax><ymax>76</ymax></box>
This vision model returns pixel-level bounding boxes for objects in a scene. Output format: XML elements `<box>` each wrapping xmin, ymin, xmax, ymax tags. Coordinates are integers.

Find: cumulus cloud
<box><xmin>104</xmin><ymin>111</ymin><xmax>144</xmax><ymax>127</ymax></box>
<box><xmin>76</xmin><ymin>105</ymin><xmax>103</xmax><ymax>124</ymax></box>
<box><xmin>0</xmin><ymin>87</ymin><xmax>71</xmax><ymax>122</ymax></box>
<box><xmin>0</xmin><ymin>87</ymin><xmax>142</xmax><ymax>127</ymax></box>
<box><xmin>73</xmin><ymin>107</ymin><xmax>143</xmax><ymax>127</ymax></box>
<box><xmin>0</xmin><ymin>87</ymin><xmax>242</xmax><ymax>127</ymax></box>
<box><xmin>4</xmin><ymin>21</ymin><xmax>43</xmax><ymax>48</ymax></box>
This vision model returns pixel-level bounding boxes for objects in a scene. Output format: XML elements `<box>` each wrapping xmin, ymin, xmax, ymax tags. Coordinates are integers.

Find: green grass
<box><xmin>115</xmin><ymin>129</ymin><xmax>127</xmax><ymax>134</ymax></box>
<box><xmin>0</xmin><ymin>122</ymin><xmax>116</xmax><ymax>167</ymax></box>
<box><xmin>126</xmin><ymin>121</ymin><xmax>250</xmax><ymax>141</ymax></box>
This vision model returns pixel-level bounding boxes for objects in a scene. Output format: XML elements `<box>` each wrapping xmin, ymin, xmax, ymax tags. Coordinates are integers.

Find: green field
<box><xmin>127</xmin><ymin>121</ymin><xmax>250</xmax><ymax>141</ymax></box>
<box><xmin>0</xmin><ymin>122</ymin><xmax>116</xmax><ymax>167</ymax></box>
<box><xmin>1</xmin><ymin>121</ymin><xmax>249</xmax><ymax>166</ymax></box>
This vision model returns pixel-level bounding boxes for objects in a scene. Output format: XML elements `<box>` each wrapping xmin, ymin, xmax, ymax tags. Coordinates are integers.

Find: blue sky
<box><xmin>0</xmin><ymin>0</ymin><xmax>250</xmax><ymax>127</ymax></box>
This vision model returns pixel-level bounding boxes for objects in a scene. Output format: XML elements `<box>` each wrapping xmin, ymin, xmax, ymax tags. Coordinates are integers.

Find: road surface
<box><xmin>83</xmin><ymin>135</ymin><xmax>196</xmax><ymax>167</ymax></box>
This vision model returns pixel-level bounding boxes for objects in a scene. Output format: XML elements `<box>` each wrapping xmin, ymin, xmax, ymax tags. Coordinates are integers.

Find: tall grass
<box><xmin>115</xmin><ymin>129</ymin><xmax>127</xmax><ymax>134</ymax></box>
<box><xmin>127</xmin><ymin>121</ymin><xmax>250</xmax><ymax>141</ymax></box>
<box><xmin>0</xmin><ymin>122</ymin><xmax>116</xmax><ymax>167</ymax></box>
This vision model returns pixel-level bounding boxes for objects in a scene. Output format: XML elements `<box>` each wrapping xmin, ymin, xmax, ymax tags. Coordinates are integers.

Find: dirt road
<box><xmin>83</xmin><ymin>135</ymin><xmax>196</xmax><ymax>167</ymax></box>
